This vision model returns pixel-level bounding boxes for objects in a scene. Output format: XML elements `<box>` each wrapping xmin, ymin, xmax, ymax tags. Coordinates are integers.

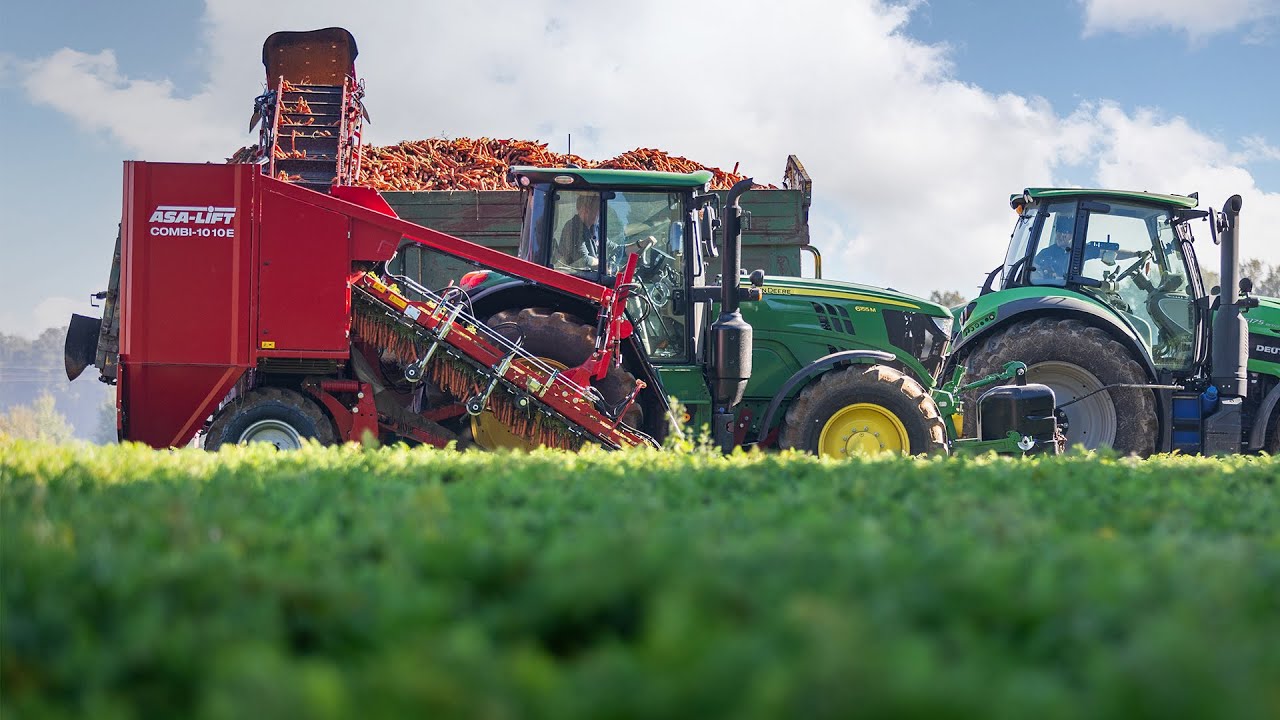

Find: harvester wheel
<box><xmin>779</xmin><ymin>365</ymin><xmax>947</xmax><ymax>457</ymax></box>
<box><xmin>962</xmin><ymin>317</ymin><xmax>1156</xmax><ymax>455</ymax></box>
<box><xmin>478</xmin><ymin>308</ymin><xmax>642</xmax><ymax>450</ymax></box>
<box><xmin>204</xmin><ymin>387</ymin><xmax>337</xmax><ymax>451</ymax></box>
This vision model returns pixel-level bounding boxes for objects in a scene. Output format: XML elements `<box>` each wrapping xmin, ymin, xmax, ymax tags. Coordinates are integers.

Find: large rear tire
<box><xmin>204</xmin><ymin>387</ymin><xmax>337</xmax><ymax>451</ymax></box>
<box><xmin>962</xmin><ymin>317</ymin><xmax>1156</xmax><ymax>455</ymax></box>
<box><xmin>779</xmin><ymin>365</ymin><xmax>947</xmax><ymax>457</ymax></box>
<box><xmin>479</xmin><ymin>308</ymin><xmax>641</xmax><ymax>450</ymax></box>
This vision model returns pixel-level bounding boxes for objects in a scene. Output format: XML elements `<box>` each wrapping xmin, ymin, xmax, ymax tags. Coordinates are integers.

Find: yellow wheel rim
<box><xmin>817</xmin><ymin>403</ymin><xmax>910</xmax><ymax>457</ymax></box>
<box><xmin>470</xmin><ymin>358</ymin><xmax>567</xmax><ymax>451</ymax></box>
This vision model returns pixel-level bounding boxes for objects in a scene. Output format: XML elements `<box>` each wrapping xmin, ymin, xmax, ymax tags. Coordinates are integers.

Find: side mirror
<box><xmin>702</xmin><ymin>209</ymin><xmax>719</xmax><ymax>259</ymax></box>
<box><xmin>1240</xmin><ymin>277</ymin><xmax>1253</xmax><ymax>295</ymax></box>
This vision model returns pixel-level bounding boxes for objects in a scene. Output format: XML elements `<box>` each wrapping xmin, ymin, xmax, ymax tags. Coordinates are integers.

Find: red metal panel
<box><xmin>268</xmin><ymin>177</ymin><xmax>612</xmax><ymax>303</ymax></box>
<box><xmin>256</xmin><ymin>189</ymin><xmax>351</xmax><ymax>353</ymax></box>
<box><xmin>126</xmin><ymin>366</ymin><xmax>244</xmax><ymax>447</ymax></box>
<box><xmin>118</xmin><ymin>162</ymin><xmax>254</xmax><ymax>447</ymax></box>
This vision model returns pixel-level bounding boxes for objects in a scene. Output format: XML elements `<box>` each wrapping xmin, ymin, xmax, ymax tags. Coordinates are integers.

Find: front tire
<box><xmin>962</xmin><ymin>317</ymin><xmax>1156</xmax><ymax>455</ymax></box>
<box><xmin>204</xmin><ymin>387</ymin><xmax>337</xmax><ymax>451</ymax></box>
<box><xmin>779</xmin><ymin>365</ymin><xmax>947</xmax><ymax>457</ymax></box>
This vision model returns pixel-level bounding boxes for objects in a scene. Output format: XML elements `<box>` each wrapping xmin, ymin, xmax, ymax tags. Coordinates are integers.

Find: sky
<box><xmin>1</xmin><ymin>0</ymin><xmax>1278</xmax><ymax>337</ymax></box>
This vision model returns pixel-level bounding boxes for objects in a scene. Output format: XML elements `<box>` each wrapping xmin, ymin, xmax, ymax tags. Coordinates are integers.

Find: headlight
<box><xmin>930</xmin><ymin>315</ymin><xmax>953</xmax><ymax>339</ymax></box>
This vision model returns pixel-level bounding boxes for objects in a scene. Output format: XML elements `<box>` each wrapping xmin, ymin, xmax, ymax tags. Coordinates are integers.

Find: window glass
<box><xmin>1027</xmin><ymin>202</ymin><xmax>1077</xmax><ymax>287</ymax></box>
<box><xmin>1080</xmin><ymin>203</ymin><xmax>1194</xmax><ymax>369</ymax></box>
<box><xmin>550</xmin><ymin>191</ymin><xmax>601</xmax><ymax>274</ymax></box>
<box><xmin>517</xmin><ymin>187</ymin><xmax>550</xmax><ymax>265</ymax></box>
<box><xmin>545</xmin><ymin>189</ymin><xmax>690</xmax><ymax>361</ymax></box>
<box><xmin>611</xmin><ymin>192</ymin><xmax>687</xmax><ymax>360</ymax></box>
<box><xmin>1002</xmin><ymin>206</ymin><xmax>1036</xmax><ymax>288</ymax></box>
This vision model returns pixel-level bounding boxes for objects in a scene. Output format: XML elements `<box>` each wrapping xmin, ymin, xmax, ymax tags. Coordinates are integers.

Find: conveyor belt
<box><xmin>350</xmin><ymin>273</ymin><xmax>656</xmax><ymax>451</ymax></box>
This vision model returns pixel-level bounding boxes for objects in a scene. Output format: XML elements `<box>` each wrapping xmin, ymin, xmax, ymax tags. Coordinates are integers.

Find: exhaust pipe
<box><xmin>1210</xmin><ymin>194</ymin><xmax>1246</xmax><ymax>398</ymax></box>
<box><xmin>709</xmin><ymin>178</ymin><xmax>755</xmax><ymax>453</ymax></box>
<box><xmin>1203</xmin><ymin>195</ymin><xmax>1246</xmax><ymax>454</ymax></box>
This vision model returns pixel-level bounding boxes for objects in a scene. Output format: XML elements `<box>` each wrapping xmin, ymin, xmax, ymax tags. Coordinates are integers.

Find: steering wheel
<box><xmin>1111</xmin><ymin>250</ymin><xmax>1152</xmax><ymax>284</ymax></box>
<box><xmin>625</xmin><ymin>273</ymin><xmax>674</xmax><ymax>351</ymax></box>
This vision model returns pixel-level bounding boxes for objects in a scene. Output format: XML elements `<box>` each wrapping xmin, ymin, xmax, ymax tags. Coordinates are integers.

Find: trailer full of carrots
<box><xmin>229</xmin><ymin>137</ymin><xmax>770</xmax><ymax>191</ymax></box>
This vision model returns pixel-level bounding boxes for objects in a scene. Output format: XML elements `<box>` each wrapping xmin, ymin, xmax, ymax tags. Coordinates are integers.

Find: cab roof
<box><xmin>1010</xmin><ymin>187</ymin><xmax>1200</xmax><ymax>210</ymax></box>
<box><xmin>508</xmin><ymin>166</ymin><xmax>713</xmax><ymax>190</ymax></box>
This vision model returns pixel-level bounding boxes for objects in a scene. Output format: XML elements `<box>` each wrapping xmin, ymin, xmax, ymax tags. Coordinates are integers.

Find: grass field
<box><xmin>2</xmin><ymin>439</ymin><xmax>1279</xmax><ymax>719</ymax></box>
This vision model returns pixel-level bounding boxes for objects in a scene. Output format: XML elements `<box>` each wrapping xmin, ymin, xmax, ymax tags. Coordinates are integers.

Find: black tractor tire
<box><xmin>204</xmin><ymin>387</ymin><xmax>337</xmax><ymax>451</ymax></box>
<box><xmin>779</xmin><ymin>364</ymin><xmax>947</xmax><ymax>457</ymax></box>
<box><xmin>484</xmin><ymin>308</ymin><xmax>643</xmax><ymax>433</ymax></box>
<box><xmin>1266</xmin><ymin>409</ymin><xmax>1280</xmax><ymax>455</ymax></box>
<box><xmin>962</xmin><ymin>317</ymin><xmax>1157</xmax><ymax>456</ymax></box>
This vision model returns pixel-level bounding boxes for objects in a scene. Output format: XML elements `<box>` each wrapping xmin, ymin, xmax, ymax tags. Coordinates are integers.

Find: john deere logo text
<box><xmin>148</xmin><ymin>205</ymin><xmax>236</xmax><ymax>237</ymax></box>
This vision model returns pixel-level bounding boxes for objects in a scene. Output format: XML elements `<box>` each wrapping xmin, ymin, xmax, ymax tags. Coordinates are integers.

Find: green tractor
<box><xmin>403</xmin><ymin>166</ymin><xmax>1058</xmax><ymax>456</ymax></box>
<box><xmin>951</xmin><ymin>188</ymin><xmax>1280</xmax><ymax>455</ymax></box>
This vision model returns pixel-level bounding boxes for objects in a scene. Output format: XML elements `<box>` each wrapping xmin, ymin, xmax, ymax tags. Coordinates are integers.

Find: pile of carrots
<box><xmin>358</xmin><ymin>138</ymin><xmax>770</xmax><ymax>191</ymax></box>
<box><xmin>228</xmin><ymin>136</ymin><xmax>769</xmax><ymax>191</ymax></box>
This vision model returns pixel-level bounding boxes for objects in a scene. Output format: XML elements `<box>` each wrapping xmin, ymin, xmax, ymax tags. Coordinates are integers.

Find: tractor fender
<box><xmin>756</xmin><ymin>350</ymin><xmax>896</xmax><ymax>445</ymax></box>
<box><xmin>950</xmin><ymin>295</ymin><xmax>1159</xmax><ymax>382</ymax></box>
<box><xmin>1248</xmin><ymin>381</ymin><xmax>1280</xmax><ymax>451</ymax></box>
<box><xmin>467</xmin><ymin>279</ymin><xmax>671</xmax><ymax>419</ymax></box>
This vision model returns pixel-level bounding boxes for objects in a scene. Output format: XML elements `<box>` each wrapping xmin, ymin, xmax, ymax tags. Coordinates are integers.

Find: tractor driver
<box><xmin>1031</xmin><ymin>212</ymin><xmax>1138</xmax><ymax>285</ymax></box>
<box><xmin>558</xmin><ymin>194</ymin><xmax>601</xmax><ymax>273</ymax></box>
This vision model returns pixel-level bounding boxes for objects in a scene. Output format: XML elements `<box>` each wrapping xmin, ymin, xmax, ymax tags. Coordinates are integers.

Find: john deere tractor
<box><xmin>395</xmin><ymin>165</ymin><xmax>1063</xmax><ymax>457</ymax></box>
<box><xmin>951</xmin><ymin>188</ymin><xmax>1280</xmax><ymax>455</ymax></box>
<box><xmin>408</xmin><ymin>166</ymin><xmax>968</xmax><ymax>456</ymax></box>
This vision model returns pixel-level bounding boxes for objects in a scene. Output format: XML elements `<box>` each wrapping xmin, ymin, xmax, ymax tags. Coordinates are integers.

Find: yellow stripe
<box><xmin>761</xmin><ymin>285</ymin><xmax>919</xmax><ymax>309</ymax></box>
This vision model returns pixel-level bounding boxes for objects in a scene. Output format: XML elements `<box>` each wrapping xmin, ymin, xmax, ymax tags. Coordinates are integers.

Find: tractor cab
<box><xmin>996</xmin><ymin>188</ymin><xmax>1207</xmax><ymax>373</ymax></box>
<box><xmin>509</xmin><ymin>166</ymin><xmax>718</xmax><ymax>363</ymax></box>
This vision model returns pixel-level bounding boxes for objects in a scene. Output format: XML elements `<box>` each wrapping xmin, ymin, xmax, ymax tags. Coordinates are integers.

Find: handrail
<box><xmin>800</xmin><ymin>245</ymin><xmax>822</xmax><ymax>279</ymax></box>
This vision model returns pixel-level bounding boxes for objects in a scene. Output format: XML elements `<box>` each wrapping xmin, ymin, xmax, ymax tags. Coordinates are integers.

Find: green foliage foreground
<box><xmin>2</xmin><ymin>440</ymin><xmax>1279</xmax><ymax>720</ymax></box>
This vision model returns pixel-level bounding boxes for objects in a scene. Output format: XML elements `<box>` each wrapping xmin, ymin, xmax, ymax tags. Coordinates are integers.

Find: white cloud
<box><xmin>11</xmin><ymin>0</ymin><xmax>1280</xmax><ymax>315</ymax></box>
<box><xmin>1242</xmin><ymin>135</ymin><xmax>1280</xmax><ymax>162</ymax></box>
<box><xmin>21</xmin><ymin>49</ymin><xmax>243</xmax><ymax>161</ymax></box>
<box><xmin>1079</xmin><ymin>0</ymin><xmax>1280</xmax><ymax>40</ymax></box>
<box><xmin>0</xmin><ymin>296</ymin><xmax>85</xmax><ymax>339</ymax></box>
<box><xmin>1089</xmin><ymin>104</ymin><xmax>1280</xmax><ymax>263</ymax></box>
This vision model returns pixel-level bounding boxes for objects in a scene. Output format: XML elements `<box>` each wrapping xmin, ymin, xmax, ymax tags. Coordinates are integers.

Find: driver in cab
<box><xmin>1031</xmin><ymin>213</ymin><xmax>1139</xmax><ymax>285</ymax></box>
<box><xmin>558</xmin><ymin>194</ymin><xmax>601</xmax><ymax>272</ymax></box>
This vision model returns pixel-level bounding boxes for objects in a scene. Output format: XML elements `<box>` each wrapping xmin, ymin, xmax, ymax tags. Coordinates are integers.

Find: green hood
<box><xmin>1246</xmin><ymin>295</ymin><xmax>1280</xmax><ymax>337</ymax></box>
<box><xmin>757</xmin><ymin>275</ymin><xmax>950</xmax><ymax>317</ymax></box>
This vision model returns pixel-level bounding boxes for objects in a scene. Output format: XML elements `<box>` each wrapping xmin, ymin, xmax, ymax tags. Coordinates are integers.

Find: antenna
<box><xmin>566</xmin><ymin>133</ymin><xmax>580</xmax><ymax>168</ymax></box>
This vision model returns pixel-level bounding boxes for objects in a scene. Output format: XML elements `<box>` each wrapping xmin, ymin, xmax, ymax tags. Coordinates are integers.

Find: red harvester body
<box><xmin>113</xmin><ymin>161</ymin><xmax>649</xmax><ymax>449</ymax></box>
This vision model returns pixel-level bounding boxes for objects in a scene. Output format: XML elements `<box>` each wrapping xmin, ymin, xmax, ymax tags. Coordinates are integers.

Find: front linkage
<box><xmin>934</xmin><ymin>361</ymin><xmax>1065</xmax><ymax>455</ymax></box>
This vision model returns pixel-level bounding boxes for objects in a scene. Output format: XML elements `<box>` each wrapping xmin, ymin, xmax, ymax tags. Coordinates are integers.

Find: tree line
<box><xmin>0</xmin><ymin>327</ymin><xmax>114</xmax><ymax>443</ymax></box>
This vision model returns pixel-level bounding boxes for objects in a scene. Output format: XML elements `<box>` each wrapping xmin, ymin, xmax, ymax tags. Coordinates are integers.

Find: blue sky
<box><xmin>1</xmin><ymin>0</ymin><xmax>1278</xmax><ymax>337</ymax></box>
